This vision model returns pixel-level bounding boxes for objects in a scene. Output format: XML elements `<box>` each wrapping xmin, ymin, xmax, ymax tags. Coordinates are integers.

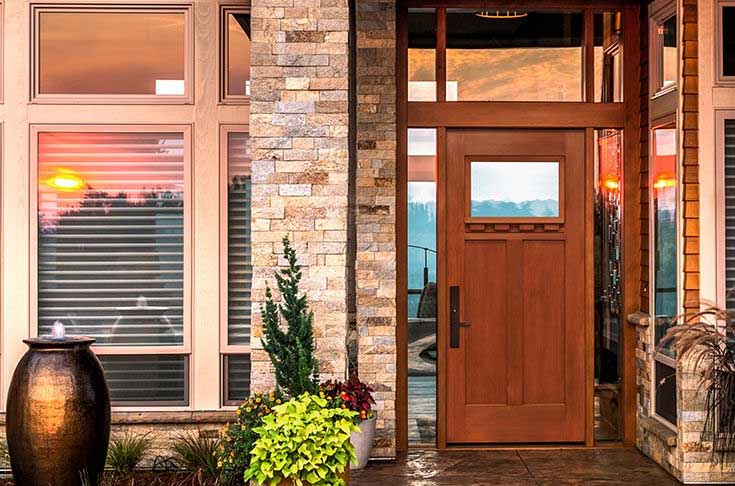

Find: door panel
<box><xmin>445</xmin><ymin>129</ymin><xmax>586</xmax><ymax>444</ymax></box>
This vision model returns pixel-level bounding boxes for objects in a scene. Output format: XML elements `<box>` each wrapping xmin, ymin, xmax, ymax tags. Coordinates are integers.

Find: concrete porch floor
<box><xmin>353</xmin><ymin>449</ymin><xmax>681</xmax><ymax>485</ymax></box>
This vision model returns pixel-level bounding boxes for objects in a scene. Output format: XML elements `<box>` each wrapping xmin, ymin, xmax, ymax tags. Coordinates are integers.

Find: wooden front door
<box><xmin>445</xmin><ymin>129</ymin><xmax>587</xmax><ymax>444</ymax></box>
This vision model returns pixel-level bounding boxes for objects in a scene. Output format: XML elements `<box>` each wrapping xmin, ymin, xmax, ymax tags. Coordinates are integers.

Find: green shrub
<box><xmin>261</xmin><ymin>236</ymin><xmax>320</xmax><ymax>397</ymax></box>
<box><xmin>171</xmin><ymin>431</ymin><xmax>220</xmax><ymax>481</ymax></box>
<box><xmin>106</xmin><ymin>431</ymin><xmax>153</xmax><ymax>475</ymax></box>
<box><xmin>244</xmin><ymin>393</ymin><xmax>359</xmax><ymax>486</ymax></box>
<box><xmin>216</xmin><ymin>391</ymin><xmax>282</xmax><ymax>482</ymax></box>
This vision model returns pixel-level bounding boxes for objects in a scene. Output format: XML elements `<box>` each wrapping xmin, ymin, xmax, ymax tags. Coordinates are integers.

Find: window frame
<box><xmin>717</xmin><ymin>1</ymin><xmax>735</xmax><ymax>85</ymax></box>
<box><xmin>220</xmin><ymin>3</ymin><xmax>250</xmax><ymax>104</ymax></box>
<box><xmin>648</xmin><ymin>0</ymin><xmax>678</xmax><ymax>98</ymax></box>
<box><xmin>30</xmin><ymin>4</ymin><xmax>195</xmax><ymax>105</ymax></box>
<box><xmin>219</xmin><ymin>124</ymin><xmax>251</xmax><ymax>407</ymax></box>
<box><xmin>717</xmin><ymin>111</ymin><xmax>735</xmax><ymax>307</ymax></box>
<box><xmin>649</xmin><ymin>114</ymin><xmax>680</xmax><ymax>431</ymax></box>
<box><xmin>30</xmin><ymin>124</ymin><xmax>194</xmax><ymax>410</ymax></box>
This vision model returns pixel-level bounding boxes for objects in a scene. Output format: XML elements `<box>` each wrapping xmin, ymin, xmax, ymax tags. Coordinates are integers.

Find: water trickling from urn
<box><xmin>50</xmin><ymin>320</ymin><xmax>66</xmax><ymax>340</ymax></box>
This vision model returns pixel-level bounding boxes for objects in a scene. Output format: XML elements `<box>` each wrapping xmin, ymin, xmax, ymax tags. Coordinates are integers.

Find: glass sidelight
<box><xmin>407</xmin><ymin>128</ymin><xmax>437</xmax><ymax>445</ymax></box>
<box><xmin>594</xmin><ymin>129</ymin><xmax>624</xmax><ymax>441</ymax></box>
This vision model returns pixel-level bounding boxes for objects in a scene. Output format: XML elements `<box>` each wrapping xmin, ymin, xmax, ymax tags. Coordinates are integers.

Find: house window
<box><xmin>594</xmin><ymin>12</ymin><xmax>623</xmax><ymax>103</ymax></box>
<box><xmin>718</xmin><ymin>2</ymin><xmax>735</xmax><ymax>82</ymax></box>
<box><xmin>221</xmin><ymin>6</ymin><xmax>251</xmax><ymax>102</ymax></box>
<box><xmin>651</xmin><ymin>123</ymin><xmax>678</xmax><ymax>427</ymax></box>
<box><xmin>724</xmin><ymin>119</ymin><xmax>735</xmax><ymax>306</ymax></box>
<box><xmin>220</xmin><ymin>127</ymin><xmax>252</xmax><ymax>406</ymax></box>
<box><xmin>649</xmin><ymin>1</ymin><xmax>677</xmax><ymax>96</ymax></box>
<box><xmin>408</xmin><ymin>9</ymin><xmax>437</xmax><ymax>102</ymax></box>
<box><xmin>32</xmin><ymin>5</ymin><xmax>192</xmax><ymax>102</ymax></box>
<box><xmin>34</xmin><ymin>127</ymin><xmax>191</xmax><ymax>407</ymax></box>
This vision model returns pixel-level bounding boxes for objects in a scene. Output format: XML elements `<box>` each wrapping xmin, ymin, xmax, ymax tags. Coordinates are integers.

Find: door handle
<box><xmin>450</xmin><ymin>285</ymin><xmax>471</xmax><ymax>348</ymax></box>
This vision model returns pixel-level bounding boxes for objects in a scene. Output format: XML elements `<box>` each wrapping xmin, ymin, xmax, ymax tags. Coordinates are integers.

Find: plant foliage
<box><xmin>171</xmin><ymin>431</ymin><xmax>221</xmax><ymax>481</ymax></box>
<box><xmin>244</xmin><ymin>393</ymin><xmax>359</xmax><ymax>486</ymax></box>
<box><xmin>106</xmin><ymin>432</ymin><xmax>153</xmax><ymax>475</ymax></box>
<box><xmin>215</xmin><ymin>391</ymin><xmax>283</xmax><ymax>482</ymax></box>
<box><xmin>261</xmin><ymin>236</ymin><xmax>320</xmax><ymax>397</ymax></box>
<box><xmin>663</xmin><ymin>300</ymin><xmax>735</xmax><ymax>453</ymax></box>
<box><xmin>321</xmin><ymin>376</ymin><xmax>376</xmax><ymax>422</ymax></box>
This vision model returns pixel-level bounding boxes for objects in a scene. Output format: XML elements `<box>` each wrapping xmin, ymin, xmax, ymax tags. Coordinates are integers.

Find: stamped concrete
<box><xmin>353</xmin><ymin>449</ymin><xmax>681</xmax><ymax>485</ymax></box>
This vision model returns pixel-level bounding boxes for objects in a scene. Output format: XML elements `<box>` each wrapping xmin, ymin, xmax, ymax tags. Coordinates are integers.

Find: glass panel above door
<box><xmin>446</xmin><ymin>9</ymin><xmax>583</xmax><ymax>102</ymax></box>
<box><xmin>470</xmin><ymin>161</ymin><xmax>560</xmax><ymax>218</ymax></box>
<box><xmin>408</xmin><ymin>9</ymin><xmax>437</xmax><ymax>102</ymax></box>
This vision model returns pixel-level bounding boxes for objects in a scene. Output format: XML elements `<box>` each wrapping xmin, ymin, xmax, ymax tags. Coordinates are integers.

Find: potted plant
<box><xmin>244</xmin><ymin>393</ymin><xmax>358</xmax><ymax>486</ymax></box>
<box><xmin>322</xmin><ymin>377</ymin><xmax>377</xmax><ymax>469</ymax></box>
<box><xmin>663</xmin><ymin>300</ymin><xmax>735</xmax><ymax>452</ymax></box>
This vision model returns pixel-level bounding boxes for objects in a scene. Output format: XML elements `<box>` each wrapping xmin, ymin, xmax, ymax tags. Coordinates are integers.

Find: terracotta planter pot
<box><xmin>350</xmin><ymin>415</ymin><xmax>376</xmax><ymax>469</ymax></box>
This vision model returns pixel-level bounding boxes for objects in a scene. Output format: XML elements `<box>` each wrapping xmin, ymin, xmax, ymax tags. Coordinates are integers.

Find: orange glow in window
<box><xmin>653</xmin><ymin>176</ymin><xmax>676</xmax><ymax>190</ymax></box>
<box><xmin>604</xmin><ymin>177</ymin><xmax>620</xmax><ymax>191</ymax></box>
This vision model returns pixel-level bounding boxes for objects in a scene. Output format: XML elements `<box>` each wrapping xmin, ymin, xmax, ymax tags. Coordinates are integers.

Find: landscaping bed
<box><xmin>0</xmin><ymin>472</ymin><xmax>229</xmax><ymax>486</ymax></box>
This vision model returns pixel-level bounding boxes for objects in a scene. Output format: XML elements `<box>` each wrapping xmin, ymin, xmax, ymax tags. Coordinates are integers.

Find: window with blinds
<box><xmin>222</xmin><ymin>130</ymin><xmax>251</xmax><ymax>404</ymax></box>
<box><xmin>36</xmin><ymin>129</ymin><xmax>188</xmax><ymax>405</ymax></box>
<box><xmin>726</xmin><ymin>120</ymin><xmax>735</xmax><ymax>307</ymax></box>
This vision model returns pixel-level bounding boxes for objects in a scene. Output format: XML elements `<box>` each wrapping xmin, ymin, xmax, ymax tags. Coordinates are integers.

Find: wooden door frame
<box><xmin>396</xmin><ymin>0</ymin><xmax>641</xmax><ymax>451</ymax></box>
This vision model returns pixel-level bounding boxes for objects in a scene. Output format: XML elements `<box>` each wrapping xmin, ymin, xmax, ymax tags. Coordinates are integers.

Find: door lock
<box><xmin>450</xmin><ymin>286</ymin><xmax>471</xmax><ymax>348</ymax></box>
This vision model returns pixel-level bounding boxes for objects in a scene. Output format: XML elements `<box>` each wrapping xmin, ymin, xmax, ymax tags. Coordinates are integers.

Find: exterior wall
<box><xmin>249</xmin><ymin>0</ymin><xmax>351</xmax><ymax>389</ymax></box>
<box><xmin>355</xmin><ymin>0</ymin><xmax>397</xmax><ymax>458</ymax></box>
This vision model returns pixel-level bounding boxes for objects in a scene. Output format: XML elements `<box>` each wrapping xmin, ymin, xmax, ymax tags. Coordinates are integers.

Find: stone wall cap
<box><xmin>628</xmin><ymin>311</ymin><xmax>651</xmax><ymax>327</ymax></box>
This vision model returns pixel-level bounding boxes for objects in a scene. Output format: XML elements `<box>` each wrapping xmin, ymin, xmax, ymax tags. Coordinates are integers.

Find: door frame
<box><xmin>396</xmin><ymin>0</ymin><xmax>642</xmax><ymax>450</ymax></box>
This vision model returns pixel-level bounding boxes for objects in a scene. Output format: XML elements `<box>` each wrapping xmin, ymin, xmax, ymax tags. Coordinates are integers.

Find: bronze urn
<box><xmin>7</xmin><ymin>336</ymin><xmax>111</xmax><ymax>486</ymax></box>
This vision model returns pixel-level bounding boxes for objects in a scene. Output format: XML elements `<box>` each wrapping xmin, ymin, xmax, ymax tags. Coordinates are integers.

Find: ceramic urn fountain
<box><xmin>6</xmin><ymin>322</ymin><xmax>111</xmax><ymax>486</ymax></box>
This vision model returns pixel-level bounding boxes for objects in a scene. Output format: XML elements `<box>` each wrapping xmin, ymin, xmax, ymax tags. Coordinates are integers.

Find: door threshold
<box><xmin>410</xmin><ymin>442</ymin><xmax>627</xmax><ymax>451</ymax></box>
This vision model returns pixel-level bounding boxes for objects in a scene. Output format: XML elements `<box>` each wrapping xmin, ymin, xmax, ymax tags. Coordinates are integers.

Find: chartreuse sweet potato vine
<box><xmin>244</xmin><ymin>393</ymin><xmax>359</xmax><ymax>486</ymax></box>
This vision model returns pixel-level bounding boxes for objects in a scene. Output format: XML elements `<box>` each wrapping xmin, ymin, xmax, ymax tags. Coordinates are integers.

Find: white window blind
<box><xmin>726</xmin><ymin>120</ymin><xmax>735</xmax><ymax>308</ymax></box>
<box><xmin>227</xmin><ymin>132</ymin><xmax>252</xmax><ymax>346</ymax></box>
<box><xmin>99</xmin><ymin>355</ymin><xmax>187</xmax><ymax>406</ymax></box>
<box><xmin>37</xmin><ymin>131</ymin><xmax>185</xmax><ymax>346</ymax></box>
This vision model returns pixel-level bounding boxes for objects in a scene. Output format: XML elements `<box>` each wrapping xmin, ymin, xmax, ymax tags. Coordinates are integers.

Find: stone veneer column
<box><xmin>355</xmin><ymin>0</ymin><xmax>397</xmax><ymax>458</ymax></box>
<box><xmin>249</xmin><ymin>0</ymin><xmax>351</xmax><ymax>390</ymax></box>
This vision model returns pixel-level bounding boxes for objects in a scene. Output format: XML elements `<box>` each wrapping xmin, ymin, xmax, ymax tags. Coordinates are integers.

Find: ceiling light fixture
<box><xmin>475</xmin><ymin>10</ymin><xmax>528</xmax><ymax>19</ymax></box>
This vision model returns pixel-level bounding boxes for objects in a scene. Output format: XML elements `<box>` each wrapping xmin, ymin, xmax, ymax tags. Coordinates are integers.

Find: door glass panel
<box><xmin>594</xmin><ymin>12</ymin><xmax>623</xmax><ymax>103</ymax></box>
<box><xmin>407</xmin><ymin>128</ymin><xmax>437</xmax><ymax>445</ymax></box>
<box><xmin>594</xmin><ymin>129</ymin><xmax>623</xmax><ymax>441</ymax></box>
<box><xmin>408</xmin><ymin>9</ymin><xmax>437</xmax><ymax>102</ymax></box>
<box><xmin>446</xmin><ymin>9</ymin><xmax>583</xmax><ymax>101</ymax></box>
<box><xmin>470</xmin><ymin>161</ymin><xmax>560</xmax><ymax>218</ymax></box>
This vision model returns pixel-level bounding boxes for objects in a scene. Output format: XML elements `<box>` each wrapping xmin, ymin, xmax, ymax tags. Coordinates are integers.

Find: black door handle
<box><xmin>450</xmin><ymin>285</ymin><xmax>471</xmax><ymax>348</ymax></box>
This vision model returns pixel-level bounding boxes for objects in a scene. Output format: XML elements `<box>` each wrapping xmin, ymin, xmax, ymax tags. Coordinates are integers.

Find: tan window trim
<box><xmin>30</xmin><ymin>4</ymin><xmax>194</xmax><ymax>105</ymax></box>
<box><xmin>648</xmin><ymin>0</ymin><xmax>678</xmax><ymax>99</ymax></box>
<box><xmin>219</xmin><ymin>3</ymin><xmax>251</xmax><ymax>105</ymax></box>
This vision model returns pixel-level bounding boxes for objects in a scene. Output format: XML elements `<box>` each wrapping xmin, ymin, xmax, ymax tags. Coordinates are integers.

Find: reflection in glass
<box><xmin>659</xmin><ymin>15</ymin><xmax>678</xmax><ymax>91</ymax></box>
<box><xmin>408</xmin><ymin>9</ymin><xmax>437</xmax><ymax>101</ymax></box>
<box><xmin>594</xmin><ymin>12</ymin><xmax>623</xmax><ymax>103</ymax></box>
<box><xmin>470</xmin><ymin>162</ymin><xmax>560</xmax><ymax>218</ymax></box>
<box><xmin>446</xmin><ymin>9</ymin><xmax>583</xmax><ymax>101</ymax></box>
<box><xmin>407</xmin><ymin>128</ymin><xmax>437</xmax><ymax>445</ymax></box>
<box><xmin>37</xmin><ymin>132</ymin><xmax>185</xmax><ymax>346</ymax></box>
<box><xmin>594</xmin><ymin>129</ymin><xmax>623</xmax><ymax>441</ymax></box>
<box><xmin>723</xmin><ymin>7</ymin><xmax>735</xmax><ymax>77</ymax></box>
<box><xmin>652</xmin><ymin>127</ymin><xmax>677</xmax><ymax>349</ymax></box>
<box><xmin>652</xmin><ymin>125</ymin><xmax>678</xmax><ymax>426</ymax></box>
<box><xmin>38</xmin><ymin>11</ymin><xmax>186</xmax><ymax>96</ymax></box>
<box><xmin>227</xmin><ymin>133</ymin><xmax>252</xmax><ymax>346</ymax></box>
<box><xmin>99</xmin><ymin>355</ymin><xmax>187</xmax><ymax>405</ymax></box>
<box><xmin>227</xmin><ymin>13</ymin><xmax>251</xmax><ymax>97</ymax></box>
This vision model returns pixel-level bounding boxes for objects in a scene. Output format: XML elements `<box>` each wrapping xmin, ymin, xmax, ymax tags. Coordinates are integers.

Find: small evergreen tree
<box><xmin>261</xmin><ymin>236</ymin><xmax>320</xmax><ymax>396</ymax></box>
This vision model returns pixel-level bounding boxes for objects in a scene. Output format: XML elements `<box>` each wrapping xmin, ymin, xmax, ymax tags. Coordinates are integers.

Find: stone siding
<box><xmin>355</xmin><ymin>0</ymin><xmax>397</xmax><ymax>458</ymax></box>
<box><xmin>249</xmin><ymin>0</ymin><xmax>352</xmax><ymax>390</ymax></box>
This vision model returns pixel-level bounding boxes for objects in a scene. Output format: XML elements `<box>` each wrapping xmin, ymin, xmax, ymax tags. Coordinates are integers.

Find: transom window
<box><xmin>32</xmin><ymin>5</ymin><xmax>192</xmax><ymax>102</ymax></box>
<box><xmin>221</xmin><ymin>6</ymin><xmax>251</xmax><ymax>102</ymax></box>
<box><xmin>649</xmin><ymin>0</ymin><xmax>678</xmax><ymax>96</ymax></box>
<box><xmin>718</xmin><ymin>2</ymin><xmax>735</xmax><ymax>83</ymax></box>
